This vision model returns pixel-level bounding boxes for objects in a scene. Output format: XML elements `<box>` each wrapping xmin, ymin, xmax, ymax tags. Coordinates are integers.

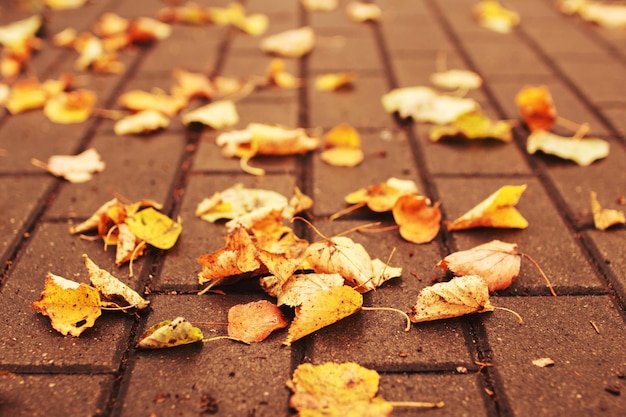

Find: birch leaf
<box><xmin>113</xmin><ymin>109</ymin><xmax>170</xmax><ymax>135</ymax></box>
<box><xmin>515</xmin><ymin>85</ymin><xmax>557</xmax><ymax>132</ymax></box>
<box><xmin>287</xmin><ymin>362</ymin><xmax>393</xmax><ymax>417</ymax></box>
<box><xmin>83</xmin><ymin>254</ymin><xmax>149</xmax><ymax>311</ymax></box>
<box><xmin>472</xmin><ymin>0</ymin><xmax>520</xmax><ymax>33</ymax></box>
<box><xmin>227</xmin><ymin>300</ymin><xmax>288</xmax><ymax>343</ymax></box>
<box><xmin>260</xmin><ymin>273</ymin><xmax>345</xmax><ymax>307</ymax></box>
<box><xmin>216</xmin><ymin>123</ymin><xmax>320</xmax><ymax>157</ymax></box>
<box><xmin>283</xmin><ymin>286</ymin><xmax>363</xmax><ymax>346</ymax></box>
<box><xmin>32</xmin><ymin>273</ymin><xmax>102</xmax><ymax>337</ymax></box>
<box><xmin>591</xmin><ymin>191</ymin><xmax>625</xmax><ymax>230</ymax></box>
<box><xmin>392</xmin><ymin>195</ymin><xmax>441</xmax><ymax>244</ymax></box>
<box><xmin>446</xmin><ymin>184</ymin><xmax>528</xmax><ymax>231</ymax></box>
<box><xmin>429</xmin><ymin>111</ymin><xmax>513</xmax><ymax>142</ymax></box>
<box><xmin>437</xmin><ymin>240</ymin><xmax>521</xmax><ymax>292</ymax></box>
<box><xmin>136</xmin><ymin>317</ymin><xmax>203</xmax><ymax>349</ymax></box>
<box><xmin>260</xmin><ymin>27</ymin><xmax>315</xmax><ymax>58</ymax></box>
<box><xmin>526</xmin><ymin>131</ymin><xmax>609</xmax><ymax>166</ymax></box>
<box><xmin>33</xmin><ymin>148</ymin><xmax>105</xmax><ymax>183</ymax></box>
<box><xmin>182</xmin><ymin>100</ymin><xmax>239</xmax><ymax>129</ymax></box>
<box><xmin>125</xmin><ymin>207</ymin><xmax>181</xmax><ymax>250</ymax></box>
<box><xmin>430</xmin><ymin>69</ymin><xmax>482</xmax><ymax>90</ymax></box>
<box><xmin>407</xmin><ymin>275</ymin><xmax>494</xmax><ymax>323</ymax></box>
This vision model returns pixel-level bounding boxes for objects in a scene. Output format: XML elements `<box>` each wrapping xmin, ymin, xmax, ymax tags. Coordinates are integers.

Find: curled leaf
<box><xmin>591</xmin><ymin>191</ymin><xmax>625</xmax><ymax>230</ymax></box>
<box><xmin>526</xmin><ymin>131</ymin><xmax>609</xmax><ymax>166</ymax></box>
<box><xmin>227</xmin><ymin>300</ymin><xmax>288</xmax><ymax>343</ymax></box>
<box><xmin>515</xmin><ymin>85</ymin><xmax>556</xmax><ymax>132</ymax></box>
<box><xmin>182</xmin><ymin>100</ymin><xmax>239</xmax><ymax>129</ymax></box>
<box><xmin>392</xmin><ymin>195</ymin><xmax>441</xmax><ymax>244</ymax></box>
<box><xmin>137</xmin><ymin>317</ymin><xmax>203</xmax><ymax>349</ymax></box>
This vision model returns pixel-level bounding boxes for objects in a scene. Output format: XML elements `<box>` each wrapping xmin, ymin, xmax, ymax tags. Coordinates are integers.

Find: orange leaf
<box><xmin>515</xmin><ymin>85</ymin><xmax>557</xmax><ymax>132</ymax></box>
<box><xmin>392</xmin><ymin>195</ymin><xmax>441</xmax><ymax>244</ymax></box>
<box><xmin>227</xmin><ymin>300</ymin><xmax>288</xmax><ymax>343</ymax></box>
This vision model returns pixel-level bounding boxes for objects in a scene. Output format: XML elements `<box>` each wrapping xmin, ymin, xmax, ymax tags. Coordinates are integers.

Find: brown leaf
<box><xmin>227</xmin><ymin>300</ymin><xmax>288</xmax><ymax>343</ymax></box>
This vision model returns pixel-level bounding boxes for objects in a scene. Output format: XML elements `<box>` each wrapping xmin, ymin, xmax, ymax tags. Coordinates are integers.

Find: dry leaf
<box><xmin>32</xmin><ymin>273</ymin><xmax>102</xmax><ymax>337</ymax></box>
<box><xmin>0</xmin><ymin>15</ymin><xmax>42</xmax><ymax>49</ymax></box>
<box><xmin>344</xmin><ymin>177</ymin><xmax>419</xmax><ymax>212</ymax></box>
<box><xmin>515</xmin><ymin>85</ymin><xmax>557</xmax><ymax>132</ymax></box>
<box><xmin>320</xmin><ymin>123</ymin><xmax>364</xmax><ymax>167</ymax></box>
<box><xmin>118</xmin><ymin>89</ymin><xmax>186</xmax><ymax>116</ymax></box>
<box><xmin>301</xmin><ymin>0</ymin><xmax>338</xmax><ymax>11</ymax></box>
<box><xmin>182</xmin><ymin>100</ymin><xmax>239</xmax><ymax>129</ymax></box>
<box><xmin>207</xmin><ymin>1</ymin><xmax>268</xmax><ymax>35</ymax></box>
<box><xmin>127</xmin><ymin>17</ymin><xmax>172</xmax><ymax>43</ymax></box>
<box><xmin>287</xmin><ymin>362</ymin><xmax>393</xmax><ymax>417</ymax></box>
<box><xmin>171</xmin><ymin>68</ymin><xmax>214</xmax><ymax>100</ymax></box>
<box><xmin>260</xmin><ymin>27</ymin><xmax>315</xmax><ymax>58</ymax></box>
<box><xmin>392</xmin><ymin>195</ymin><xmax>441</xmax><ymax>244</ymax></box>
<box><xmin>283</xmin><ymin>285</ymin><xmax>363</xmax><ymax>346</ymax></box>
<box><xmin>558</xmin><ymin>0</ymin><xmax>626</xmax><ymax>28</ymax></box>
<box><xmin>446</xmin><ymin>184</ymin><xmax>528</xmax><ymax>231</ymax></box>
<box><xmin>83</xmin><ymin>254</ymin><xmax>149</xmax><ymax>311</ymax></box>
<box><xmin>136</xmin><ymin>317</ymin><xmax>203</xmax><ymax>349</ymax></box>
<box><xmin>407</xmin><ymin>275</ymin><xmax>494</xmax><ymax>323</ymax></box>
<box><xmin>345</xmin><ymin>2</ymin><xmax>382</xmax><ymax>22</ymax></box>
<box><xmin>526</xmin><ymin>130</ymin><xmax>609</xmax><ymax>166</ymax></box>
<box><xmin>158</xmin><ymin>2</ymin><xmax>212</xmax><ymax>25</ymax></box>
<box><xmin>74</xmin><ymin>34</ymin><xmax>124</xmax><ymax>74</ymax></box>
<box><xmin>261</xmin><ymin>273</ymin><xmax>345</xmax><ymax>307</ymax></box>
<box><xmin>266</xmin><ymin>59</ymin><xmax>301</xmax><ymax>89</ymax></box>
<box><xmin>52</xmin><ymin>28</ymin><xmax>77</xmax><ymax>47</ymax></box>
<box><xmin>5</xmin><ymin>79</ymin><xmax>48</xmax><ymax>114</ymax></box>
<box><xmin>429</xmin><ymin>111</ymin><xmax>513</xmax><ymax>142</ymax></box>
<box><xmin>532</xmin><ymin>357</ymin><xmax>555</xmax><ymax>367</ymax></box>
<box><xmin>382</xmin><ymin>86</ymin><xmax>478</xmax><ymax>124</ymax></box>
<box><xmin>233</xmin><ymin>12</ymin><xmax>269</xmax><ymax>36</ymax></box>
<box><xmin>32</xmin><ymin>147</ymin><xmax>105</xmax><ymax>183</ymax></box>
<box><xmin>315</xmin><ymin>72</ymin><xmax>355</xmax><ymax>91</ymax></box>
<box><xmin>46</xmin><ymin>0</ymin><xmax>88</xmax><ymax>10</ymax></box>
<box><xmin>430</xmin><ymin>69</ymin><xmax>483</xmax><ymax>90</ymax></box>
<box><xmin>94</xmin><ymin>12</ymin><xmax>130</xmax><ymax>38</ymax></box>
<box><xmin>227</xmin><ymin>300</ymin><xmax>288</xmax><ymax>343</ymax></box>
<box><xmin>113</xmin><ymin>222</ymin><xmax>142</xmax><ymax>267</ymax></box>
<box><xmin>472</xmin><ymin>0</ymin><xmax>520</xmax><ymax>33</ymax></box>
<box><xmin>437</xmin><ymin>240</ymin><xmax>521</xmax><ymax>292</ymax></box>
<box><xmin>125</xmin><ymin>207</ymin><xmax>182</xmax><ymax>250</ymax></box>
<box><xmin>591</xmin><ymin>191</ymin><xmax>625</xmax><ymax>230</ymax></box>
<box><xmin>113</xmin><ymin>109</ymin><xmax>170</xmax><ymax>135</ymax></box>
<box><xmin>43</xmin><ymin>89</ymin><xmax>97</xmax><ymax>124</ymax></box>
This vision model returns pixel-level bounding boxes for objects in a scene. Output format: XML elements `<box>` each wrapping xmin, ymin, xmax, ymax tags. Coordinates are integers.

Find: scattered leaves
<box><xmin>526</xmin><ymin>130</ymin><xmax>609</xmax><ymax>166</ymax></box>
<box><xmin>32</xmin><ymin>148</ymin><xmax>105</xmax><ymax>183</ymax></box>
<box><xmin>591</xmin><ymin>191</ymin><xmax>625</xmax><ymax>230</ymax></box>
<box><xmin>227</xmin><ymin>300</ymin><xmax>288</xmax><ymax>343</ymax></box>
<box><xmin>137</xmin><ymin>317</ymin><xmax>204</xmax><ymax>349</ymax></box>
<box><xmin>446</xmin><ymin>184</ymin><xmax>528</xmax><ymax>231</ymax></box>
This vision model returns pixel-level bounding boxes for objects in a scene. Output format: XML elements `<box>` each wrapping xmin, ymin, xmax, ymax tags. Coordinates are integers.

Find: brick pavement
<box><xmin>1</xmin><ymin>0</ymin><xmax>625</xmax><ymax>416</ymax></box>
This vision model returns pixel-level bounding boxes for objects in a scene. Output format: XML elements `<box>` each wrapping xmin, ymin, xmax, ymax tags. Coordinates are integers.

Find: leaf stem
<box><xmin>203</xmin><ymin>335</ymin><xmax>249</xmax><ymax>344</ymax></box>
<box><xmin>494</xmin><ymin>306</ymin><xmax>524</xmax><ymax>324</ymax></box>
<box><xmin>389</xmin><ymin>400</ymin><xmax>444</xmax><ymax>409</ymax></box>
<box><xmin>361</xmin><ymin>306</ymin><xmax>411</xmax><ymax>332</ymax></box>
<box><xmin>328</xmin><ymin>201</ymin><xmax>367</xmax><ymax>221</ymax></box>
<box><xmin>521</xmin><ymin>253</ymin><xmax>557</xmax><ymax>296</ymax></box>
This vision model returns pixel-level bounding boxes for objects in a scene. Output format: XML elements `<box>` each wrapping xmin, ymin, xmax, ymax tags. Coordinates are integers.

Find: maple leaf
<box><xmin>437</xmin><ymin>240</ymin><xmax>521</xmax><ymax>292</ymax></box>
<box><xmin>320</xmin><ymin>123</ymin><xmax>364</xmax><ymax>167</ymax></box>
<box><xmin>407</xmin><ymin>275</ymin><xmax>494</xmax><ymax>323</ymax></box>
<box><xmin>472</xmin><ymin>0</ymin><xmax>520</xmax><ymax>34</ymax></box>
<box><xmin>83</xmin><ymin>254</ymin><xmax>150</xmax><ymax>311</ymax></box>
<box><xmin>113</xmin><ymin>109</ymin><xmax>170</xmax><ymax>135</ymax></box>
<box><xmin>227</xmin><ymin>300</ymin><xmax>288</xmax><ymax>343</ymax></box>
<box><xmin>136</xmin><ymin>317</ymin><xmax>204</xmax><ymax>349</ymax></box>
<box><xmin>283</xmin><ymin>285</ymin><xmax>363</xmax><ymax>346</ymax></box>
<box><xmin>32</xmin><ymin>273</ymin><xmax>102</xmax><ymax>337</ymax></box>
<box><xmin>287</xmin><ymin>362</ymin><xmax>394</xmax><ymax>417</ymax></box>
<box><xmin>260</xmin><ymin>26</ymin><xmax>315</xmax><ymax>58</ymax></box>
<box><xmin>31</xmin><ymin>148</ymin><xmax>105</xmax><ymax>183</ymax></box>
<box><xmin>526</xmin><ymin>130</ymin><xmax>609</xmax><ymax>166</ymax></box>
<box><xmin>429</xmin><ymin>111</ymin><xmax>513</xmax><ymax>142</ymax></box>
<box><xmin>591</xmin><ymin>191</ymin><xmax>625</xmax><ymax>230</ymax></box>
<box><xmin>43</xmin><ymin>89</ymin><xmax>97</xmax><ymax>124</ymax></box>
<box><xmin>446</xmin><ymin>184</ymin><xmax>528</xmax><ymax>231</ymax></box>
<box><xmin>381</xmin><ymin>86</ymin><xmax>478</xmax><ymax>124</ymax></box>
<box><xmin>345</xmin><ymin>1</ymin><xmax>382</xmax><ymax>22</ymax></box>
<box><xmin>392</xmin><ymin>195</ymin><xmax>441</xmax><ymax>244</ymax></box>
<box><xmin>182</xmin><ymin>100</ymin><xmax>239</xmax><ymax>129</ymax></box>
<box><xmin>515</xmin><ymin>85</ymin><xmax>557</xmax><ymax>132</ymax></box>
<box><xmin>429</xmin><ymin>69</ymin><xmax>483</xmax><ymax>90</ymax></box>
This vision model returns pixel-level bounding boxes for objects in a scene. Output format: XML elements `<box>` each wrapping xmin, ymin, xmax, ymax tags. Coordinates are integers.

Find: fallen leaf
<box><xmin>392</xmin><ymin>195</ymin><xmax>441</xmax><ymax>244</ymax></box>
<box><xmin>113</xmin><ymin>109</ymin><xmax>170</xmax><ymax>135</ymax></box>
<box><xmin>118</xmin><ymin>89</ymin><xmax>186</xmax><ymax>116</ymax></box>
<box><xmin>407</xmin><ymin>275</ymin><xmax>494</xmax><ymax>323</ymax></box>
<box><xmin>233</xmin><ymin>12</ymin><xmax>269</xmax><ymax>36</ymax></box>
<box><xmin>182</xmin><ymin>100</ymin><xmax>239</xmax><ymax>129</ymax></box>
<box><xmin>171</xmin><ymin>68</ymin><xmax>214</xmax><ymax>100</ymax></box>
<box><xmin>591</xmin><ymin>191</ymin><xmax>625</xmax><ymax>230</ymax></box>
<box><xmin>430</xmin><ymin>69</ymin><xmax>483</xmax><ymax>90</ymax></box>
<box><xmin>558</xmin><ymin>0</ymin><xmax>626</xmax><ymax>28</ymax></box>
<box><xmin>344</xmin><ymin>177</ymin><xmax>419</xmax><ymax>212</ymax></box>
<box><xmin>32</xmin><ymin>148</ymin><xmax>105</xmax><ymax>183</ymax></box>
<box><xmin>532</xmin><ymin>357</ymin><xmax>555</xmax><ymax>367</ymax></box>
<box><xmin>287</xmin><ymin>362</ymin><xmax>393</xmax><ymax>416</ymax></box>
<box><xmin>437</xmin><ymin>240</ymin><xmax>521</xmax><ymax>292</ymax></box>
<box><xmin>526</xmin><ymin>130</ymin><xmax>609</xmax><ymax>166</ymax></box>
<box><xmin>227</xmin><ymin>300</ymin><xmax>288</xmax><ymax>343</ymax></box>
<box><xmin>74</xmin><ymin>34</ymin><xmax>124</xmax><ymax>74</ymax></box>
<box><xmin>260</xmin><ymin>26</ymin><xmax>315</xmax><ymax>58</ymax></box>
<box><xmin>127</xmin><ymin>17</ymin><xmax>172</xmax><ymax>43</ymax></box>
<box><xmin>382</xmin><ymin>86</ymin><xmax>478</xmax><ymax>124</ymax></box>
<box><xmin>32</xmin><ymin>273</ymin><xmax>102</xmax><ymax>337</ymax></box>
<box><xmin>261</xmin><ymin>273</ymin><xmax>345</xmax><ymax>307</ymax></box>
<box><xmin>46</xmin><ymin>0</ymin><xmax>88</xmax><ymax>10</ymax></box>
<box><xmin>0</xmin><ymin>15</ymin><xmax>42</xmax><ymax>49</ymax></box>
<box><xmin>429</xmin><ymin>111</ymin><xmax>513</xmax><ymax>142</ymax></box>
<box><xmin>52</xmin><ymin>28</ymin><xmax>77</xmax><ymax>48</ymax></box>
<box><xmin>83</xmin><ymin>254</ymin><xmax>150</xmax><ymax>311</ymax></box>
<box><xmin>345</xmin><ymin>1</ymin><xmax>382</xmax><ymax>22</ymax></box>
<box><xmin>158</xmin><ymin>2</ymin><xmax>212</xmax><ymax>25</ymax></box>
<box><xmin>315</xmin><ymin>72</ymin><xmax>355</xmax><ymax>91</ymax></box>
<box><xmin>320</xmin><ymin>123</ymin><xmax>364</xmax><ymax>167</ymax></box>
<box><xmin>136</xmin><ymin>317</ymin><xmax>204</xmax><ymax>349</ymax></box>
<box><xmin>113</xmin><ymin>222</ymin><xmax>142</xmax><ymax>267</ymax></box>
<box><xmin>446</xmin><ymin>184</ymin><xmax>528</xmax><ymax>231</ymax></box>
<box><xmin>94</xmin><ymin>12</ymin><xmax>130</xmax><ymax>38</ymax></box>
<box><xmin>472</xmin><ymin>0</ymin><xmax>520</xmax><ymax>33</ymax></box>
<box><xmin>301</xmin><ymin>0</ymin><xmax>338</xmax><ymax>12</ymax></box>
<box><xmin>266</xmin><ymin>58</ymin><xmax>301</xmax><ymax>89</ymax></box>
<box><xmin>43</xmin><ymin>89</ymin><xmax>97</xmax><ymax>124</ymax></box>
<box><xmin>125</xmin><ymin>207</ymin><xmax>182</xmax><ymax>250</ymax></box>
<box><xmin>283</xmin><ymin>285</ymin><xmax>363</xmax><ymax>345</ymax></box>
<box><xmin>5</xmin><ymin>78</ymin><xmax>48</xmax><ymax>114</ymax></box>
<box><xmin>515</xmin><ymin>85</ymin><xmax>557</xmax><ymax>132</ymax></box>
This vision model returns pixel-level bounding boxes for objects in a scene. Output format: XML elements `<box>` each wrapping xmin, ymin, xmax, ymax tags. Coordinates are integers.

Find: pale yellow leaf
<box><xmin>527</xmin><ymin>131</ymin><xmax>609</xmax><ymax>166</ymax></box>
<box><xmin>182</xmin><ymin>100</ymin><xmax>239</xmax><ymax>129</ymax></box>
<box><xmin>137</xmin><ymin>317</ymin><xmax>203</xmax><ymax>349</ymax></box>
<box><xmin>430</xmin><ymin>69</ymin><xmax>483</xmax><ymax>90</ymax></box>
<box><xmin>260</xmin><ymin>26</ymin><xmax>315</xmax><ymax>58</ymax></box>
<box><xmin>34</xmin><ymin>148</ymin><xmax>105</xmax><ymax>183</ymax></box>
<box><xmin>113</xmin><ymin>109</ymin><xmax>170</xmax><ymax>135</ymax></box>
<box><xmin>591</xmin><ymin>191</ymin><xmax>625</xmax><ymax>230</ymax></box>
<box><xmin>472</xmin><ymin>0</ymin><xmax>520</xmax><ymax>33</ymax></box>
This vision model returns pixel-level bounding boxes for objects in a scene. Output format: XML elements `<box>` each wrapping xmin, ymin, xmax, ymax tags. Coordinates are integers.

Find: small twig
<box><xmin>361</xmin><ymin>306</ymin><xmax>411</xmax><ymax>332</ymax></box>
<box><xmin>329</xmin><ymin>201</ymin><xmax>367</xmax><ymax>221</ymax></box>
<box><xmin>30</xmin><ymin>157</ymin><xmax>49</xmax><ymax>170</ymax></box>
<box><xmin>291</xmin><ymin>216</ymin><xmax>330</xmax><ymax>240</ymax></box>
<box><xmin>521</xmin><ymin>253</ymin><xmax>557</xmax><ymax>296</ymax></box>
<box><xmin>494</xmin><ymin>306</ymin><xmax>524</xmax><ymax>324</ymax></box>
<box><xmin>590</xmin><ymin>321</ymin><xmax>600</xmax><ymax>334</ymax></box>
<box><xmin>356</xmin><ymin>224</ymin><xmax>399</xmax><ymax>233</ymax></box>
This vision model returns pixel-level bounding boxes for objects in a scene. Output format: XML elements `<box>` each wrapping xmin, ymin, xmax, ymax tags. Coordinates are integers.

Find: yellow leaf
<box><xmin>0</xmin><ymin>15</ymin><xmax>42</xmax><ymax>49</ymax></box>
<box><xmin>283</xmin><ymin>286</ymin><xmax>363</xmax><ymax>346</ymax></box>
<box><xmin>227</xmin><ymin>300</ymin><xmax>288</xmax><ymax>343</ymax></box>
<box><xmin>407</xmin><ymin>275</ymin><xmax>494</xmax><ymax>323</ymax></box>
<box><xmin>287</xmin><ymin>362</ymin><xmax>393</xmax><ymax>417</ymax></box>
<box><xmin>320</xmin><ymin>123</ymin><xmax>364</xmax><ymax>167</ymax></box>
<box><xmin>113</xmin><ymin>109</ymin><xmax>170</xmax><ymax>135</ymax></box>
<box><xmin>315</xmin><ymin>72</ymin><xmax>355</xmax><ymax>91</ymax></box>
<box><xmin>392</xmin><ymin>195</ymin><xmax>441</xmax><ymax>244</ymax></box>
<box><xmin>345</xmin><ymin>2</ymin><xmax>382</xmax><ymax>22</ymax></box>
<box><xmin>118</xmin><ymin>89</ymin><xmax>186</xmax><ymax>116</ymax></box>
<box><xmin>171</xmin><ymin>68</ymin><xmax>214</xmax><ymax>100</ymax></box>
<box><xmin>125</xmin><ymin>207</ymin><xmax>182</xmax><ymax>250</ymax></box>
<box><xmin>301</xmin><ymin>0</ymin><xmax>338</xmax><ymax>12</ymax></box>
<box><xmin>344</xmin><ymin>177</ymin><xmax>419</xmax><ymax>212</ymax></box>
<box><xmin>446</xmin><ymin>184</ymin><xmax>528</xmax><ymax>231</ymax></box>
<box><xmin>260</xmin><ymin>26</ymin><xmax>315</xmax><ymax>58</ymax></box>
<box><xmin>261</xmin><ymin>273</ymin><xmax>345</xmax><ymax>307</ymax></box>
<box><xmin>591</xmin><ymin>191</ymin><xmax>625</xmax><ymax>230</ymax></box>
<box><xmin>32</xmin><ymin>148</ymin><xmax>105</xmax><ymax>183</ymax></box>
<box><xmin>5</xmin><ymin>79</ymin><xmax>48</xmax><ymax>114</ymax></box>
<box><xmin>43</xmin><ymin>89</ymin><xmax>97</xmax><ymax>124</ymax></box>
<box><xmin>182</xmin><ymin>100</ymin><xmax>239</xmax><ymax>129</ymax></box>
<box><xmin>430</xmin><ymin>69</ymin><xmax>483</xmax><ymax>90</ymax></box>
<box><xmin>127</xmin><ymin>17</ymin><xmax>172</xmax><ymax>43</ymax></box>
<box><xmin>136</xmin><ymin>317</ymin><xmax>203</xmax><ymax>349</ymax></box>
<box><xmin>32</xmin><ymin>273</ymin><xmax>102</xmax><ymax>337</ymax></box>
<box><xmin>46</xmin><ymin>0</ymin><xmax>88</xmax><ymax>10</ymax></box>
<box><xmin>266</xmin><ymin>59</ymin><xmax>301</xmax><ymax>89</ymax></box>
<box><xmin>472</xmin><ymin>0</ymin><xmax>520</xmax><ymax>34</ymax></box>
<box><xmin>83</xmin><ymin>254</ymin><xmax>149</xmax><ymax>311</ymax></box>
<box><xmin>527</xmin><ymin>131</ymin><xmax>609</xmax><ymax>166</ymax></box>
<box><xmin>429</xmin><ymin>111</ymin><xmax>512</xmax><ymax>142</ymax></box>
<box><xmin>558</xmin><ymin>0</ymin><xmax>626</xmax><ymax>28</ymax></box>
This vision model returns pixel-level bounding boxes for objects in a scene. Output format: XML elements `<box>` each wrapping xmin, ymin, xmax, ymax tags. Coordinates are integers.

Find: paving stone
<box><xmin>118</xmin><ymin>294</ymin><xmax>292</xmax><ymax>417</ymax></box>
<box><xmin>309</xmin><ymin>29</ymin><xmax>383</xmax><ymax>72</ymax></box>
<box><xmin>0</xmin><ymin>374</ymin><xmax>114</xmax><ymax>417</ymax></box>
<box><xmin>380</xmin><ymin>18</ymin><xmax>454</xmax><ymax>54</ymax></box>
<box><xmin>556</xmin><ymin>54</ymin><xmax>626</xmax><ymax>105</ymax></box>
<box><xmin>483</xmin><ymin>295</ymin><xmax>626</xmax><ymax>417</ymax></box>
<box><xmin>585</xmin><ymin>229</ymin><xmax>626</xmax><ymax>297</ymax></box>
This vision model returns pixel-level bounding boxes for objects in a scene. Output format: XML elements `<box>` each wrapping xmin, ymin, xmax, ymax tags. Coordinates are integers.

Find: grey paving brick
<box><xmin>483</xmin><ymin>295</ymin><xmax>626</xmax><ymax>417</ymax></box>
